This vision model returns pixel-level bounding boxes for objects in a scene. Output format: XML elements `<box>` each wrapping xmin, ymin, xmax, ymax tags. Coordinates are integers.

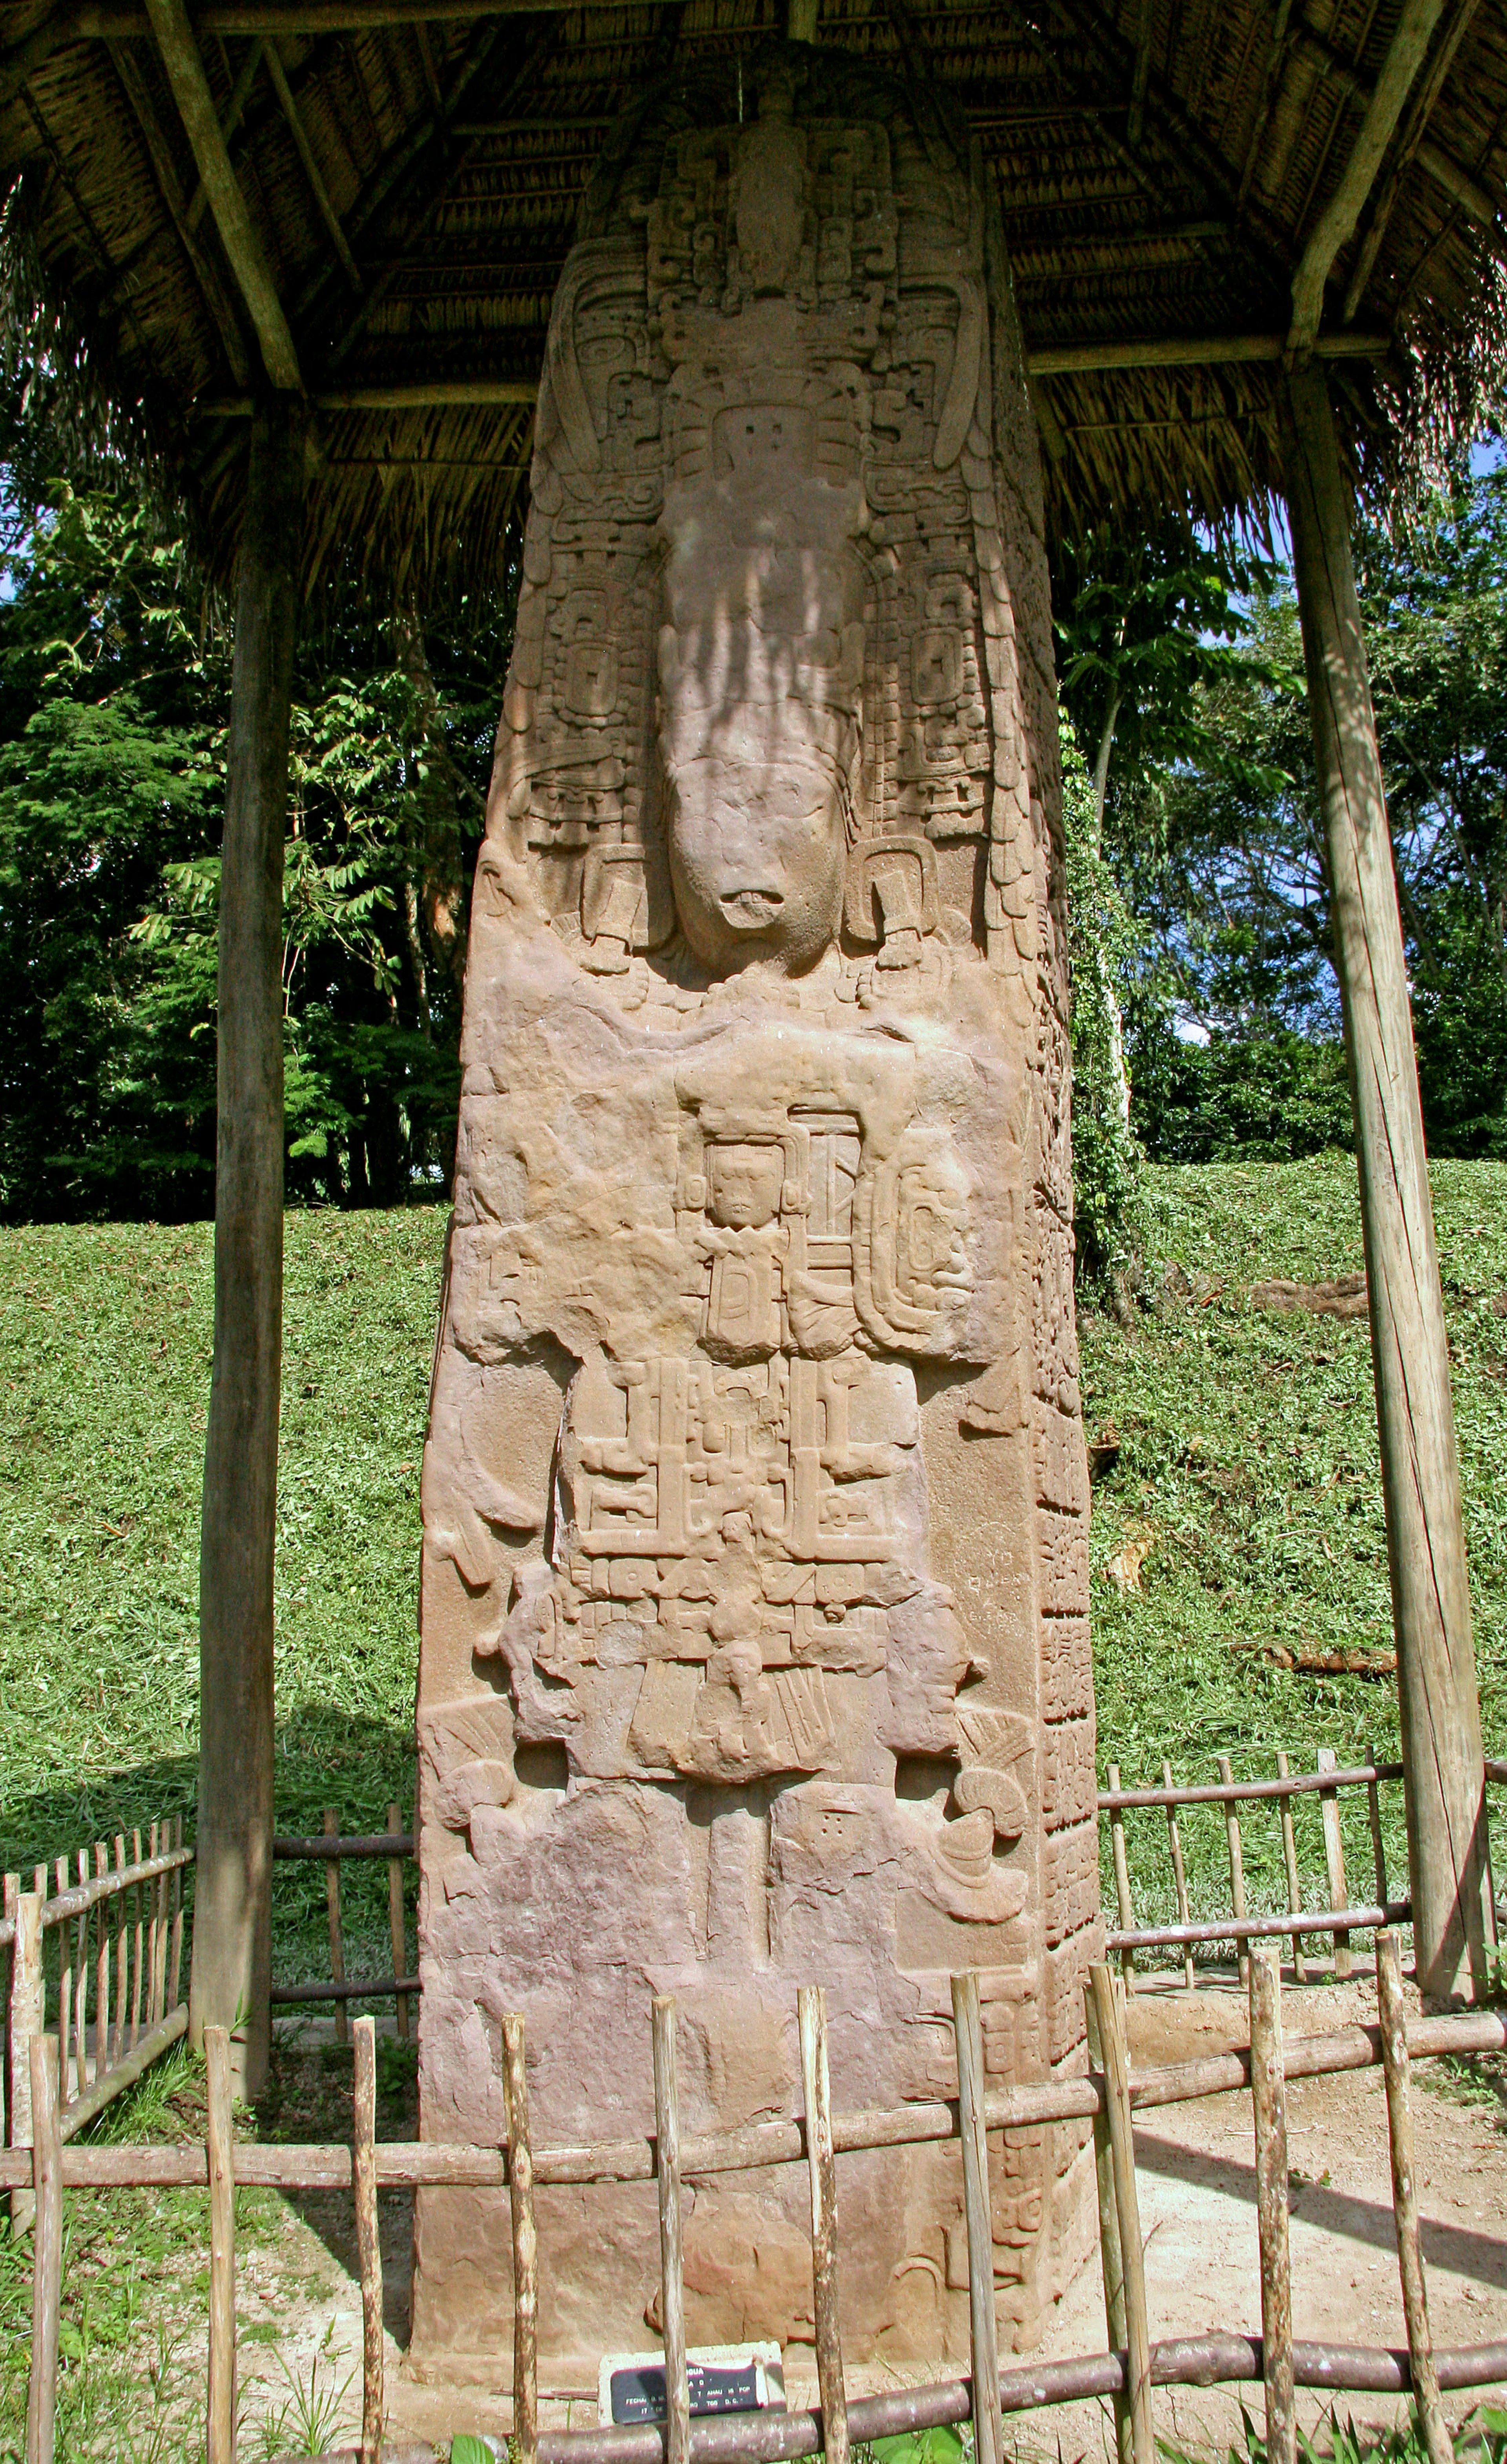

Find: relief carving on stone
<box><xmin>415</xmin><ymin>42</ymin><xmax>1096</xmax><ymax>2374</ymax></box>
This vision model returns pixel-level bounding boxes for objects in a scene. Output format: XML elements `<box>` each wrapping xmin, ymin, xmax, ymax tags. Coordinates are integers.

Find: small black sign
<box><xmin>609</xmin><ymin>2363</ymin><xmax>762</xmax><ymax>2425</ymax></box>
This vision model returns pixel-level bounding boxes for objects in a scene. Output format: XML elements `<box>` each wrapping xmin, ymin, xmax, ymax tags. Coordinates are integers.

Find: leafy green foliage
<box><xmin>1063</xmin><ymin>722</ymin><xmax>1144</xmax><ymax>1282</ymax></box>
<box><xmin>0</xmin><ymin>471</ymin><xmax>514</xmax><ymax>1224</ymax></box>
<box><xmin>1101</xmin><ymin>468</ymin><xmax>1507</xmax><ymax>1166</ymax></box>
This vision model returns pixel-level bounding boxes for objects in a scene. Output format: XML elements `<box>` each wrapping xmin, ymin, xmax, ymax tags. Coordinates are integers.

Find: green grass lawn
<box><xmin>2</xmin><ymin>1156</ymin><xmax>1505</xmax><ymax>1983</ymax></box>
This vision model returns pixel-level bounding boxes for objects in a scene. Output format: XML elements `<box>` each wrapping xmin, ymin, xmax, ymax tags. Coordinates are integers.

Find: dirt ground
<box><xmin>243</xmin><ymin>1966</ymin><xmax>1507</xmax><ymax>2460</ymax></box>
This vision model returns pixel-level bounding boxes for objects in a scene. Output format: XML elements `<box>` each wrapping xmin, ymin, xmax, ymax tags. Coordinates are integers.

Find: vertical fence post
<box><xmin>131</xmin><ymin>1827</ymin><xmax>144</xmax><ymax>2050</ymax></box>
<box><xmin>92</xmin><ymin>1847</ymin><xmax>108</xmax><ymax>2091</ymax></box>
<box><xmin>112</xmin><ymin>1839</ymin><xmax>128</xmax><ymax>2065</ymax></box>
<box><xmin>145</xmin><ymin>1822</ymin><xmax>161</xmax><ymax>2030</ymax></box>
<box><xmin>1376</xmin><ymin>1932</ymin><xmax>1451</xmax><ymax>2464</ymax></box>
<box><xmin>9</xmin><ymin>1892</ymin><xmax>42</xmax><ymax>2234</ymax></box>
<box><xmin>353</xmin><ymin>2015</ymin><xmax>383</xmax><ymax>2464</ymax></box>
<box><xmin>652</xmin><ymin>1997</ymin><xmax>691</xmax><ymax>2464</ymax></box>
<box><xmin>502</xmin><ymin>2013</ymin><xmax>538</xmax><ymax>2464</ymax></box>
<box><xmin>1087</xmin><ymin>1980</ymin><xmax>1132</xmax><ymax>2464</ymax></box>
<box><xmin>950</xmin><ymin>1973</ymin><xmax>1003</xmax><ymax>2464</ymax></box>
<box><xmin>170</xmin><ymin>1815</ymin><xmax>185</xmax><ymax>2010</ymax></box>
<box><xmin>206</xmin><ymin>2024</ymin><xmax>237</xmax><ymax>2464</ymax></box>
<box><xmin>798</xmin><ymin>1986</ymin><xmax>848</xmax><ymax>2464</ymax></box>
<box><xmin>1106</xmin><ymin>1766</ymin><xmax>1136</xmax><ymax>1991</ymax></box>
<box><xmin>1161</xmin><ymin>1765</ymin><xmax>1195</xmax><ymax>1991</ymax></box>
<box><xmin>386</xmin><ymin>1803</ymin><xmax>408</xmax><ymax>2043</ymax></box>
<box><xmin>53</xmin><ymin>1862</ymin><xmax>69</xmax><ymax>2112</ymax></box>
<box><xmin>1276</xmin><ymin>1753</ymin><xmax>1308</xmax><ymax>1984</ymax></box>
<box><xmin>0</xmin><ymin>1873</ymin><xmax>13</xmax><ymax>2151</ymax></box>
<box><xmin>73</xmin><ymin>1853</ymin><xmax>88</xmax><ymax>2097</ymax></box>
<box><xmin>324</xmin><ymin>1812</ymin><xmax>348</xmax><ymax>2046</ymax></box>
<box><xmin>1217</xmin><ymin>1758</ymin><xmax>1250</xmax><ymax>1986</ymax></box>
<box><xmin>25</xmin><ymin>2036</ymin><xmax>60</xmax><ymax>2464</ymax></box>
<box><xmin>1088</xmin><ymin>1964</ymin><xmax>1153</xmax><ymax>2464</ymax></box>
<box><xmin>1249</xmin><ymin>1948</ymin><xmax>1295</xmax><ymax>2464</ymax></box>
<box><xmin>152</xmin><ymin>1820</ymin><xmax>170</xmax><ymax>2023</ymax></box>
<box><xmin>1318</xmin><ymin>1749</ymin><xmax>1353</xmax><ymax>1978</ymax></box>
<box><xmin>1367</xmin><ymin>1739</ymin><xmax>1390</xmax><ymax>1977</ymax></box>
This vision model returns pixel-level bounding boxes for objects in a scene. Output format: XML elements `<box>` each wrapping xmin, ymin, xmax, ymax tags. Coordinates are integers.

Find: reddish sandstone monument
<box><xmin>412</xmin><ymin>42</ymin><xmax>1099</xmax><ymax>2384</ymax></box>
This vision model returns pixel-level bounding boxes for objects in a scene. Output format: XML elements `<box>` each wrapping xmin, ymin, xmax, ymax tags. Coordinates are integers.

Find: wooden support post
<box><xmin>206</xmin><ymin>2025</ymin><xmax>237</xmax><ymax>2464</ymax></box>
<box><xmin>9</xmin><ymin>1895</ymin><xmax>42</xmax><ymax>2233</ymax></box>
<box><xmin>1277</xmin><ymin>1753</ymin><xmax>1308</xmax><ymax>1985</ymax></box>
<box><xmin>324</xmin><ymin>1812</ymin><xmax>348</xmax><ymax>2046</ymax></box>
<box><xmin>1107</xmin><ymin>1766</ymin><xmax>1136</xmax><ymax>1991</ymax></box>
<box><xmin>1087</xmin><ymin>1965</ymin><xmax>1153</xmax><ymax>2464</ymax></box>
<box><xmin>1162</xmin><ymin>1764</ymin><xmax>1195</xmax><ymax>1991</ymax></box>
<box><xmin>25</xmin><ymin>2037</ymin><xmax>60</xmax><ymax>2464</ymax></box>
<box><xmin>787</xmin><ymin>0</ymin><xmax>817</xmax><ymax>36</ymax></box>
<box><xmin>652</xmin><ymin>1998</ymin><xmax>691</xmax><ymax>2464</ymax></box>
<box><xmin>353</xmin><ymin>2016</ymin><xmax>383</xmax><ymax>2464</ymax></box>
<box><xmin>189</xmin><ymin>392</ymin><xmax>306</xmax><ymax>2099</ymax></box>
<box><xmin>1284</xmin><ymin>360</ymin><xmax>1493</xmax><ymax>2006</ymax></box>
<box><xmin>386</xmin><ymin>1804</ymin><xmax>409</xmax><ymax>2043</ymax></box>
<box><xmin>797</xmin><ymin>1986</ymin><xmax>848</xmax><ymax>2464</ymax></box>
<box><xmin>1248</xmin><ymin>1949</ymin><xmax>1295</xmax><ymax>2464</ymax></box>
<box><xmin>72</xmin><ymin>1852</ymin><xmax>88</xmax><ymax>2100</ymax></box>
<box><xmin>950</xmin><ymin>1973</ymin><xmax>1003</xmax><ymax>2464</ymax></box>
<box><xmin>502</xmin><ymin>2014</ymin><xmax>538</xmax><ymax>2464</ymax></box>
<box><xmin>1376</xmin><ymin>1932</ymin><xmax>1452</xmax><ymax>2464</ymax></box>
<box><xmin>1217</xmin><ymin>1758</ymin><xmax>1250</xmax><ymax>1985</ymax></box>
<box><xmin>1318</xmin><ymin>1749</ymin><xmax>1353</xmax><ymax>1979</ymax></box>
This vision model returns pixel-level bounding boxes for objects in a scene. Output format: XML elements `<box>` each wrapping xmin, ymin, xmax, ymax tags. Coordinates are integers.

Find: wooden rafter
<box><xmin>1341</xmin><ymin>0</ymin><xmax>1486</xmax><ymax>322</ymax></box>
<box><xmin>184</xmin><ymin>33</ymin><xmax>262</xmax><ymax>232</ymax></box>
<box><xmin>108</xmin><ymin>36</ymin><xmax>253</xmax><ymax>385</ymax></box>
<box><xmin>1286</xmin><ymin>0</ymin><xmax>1447</xmax><ymax>350</ymax></box>
<box><xmin>144</xmin><ymin>0</ymin><xmax>301</xmax><ymax>387</ymax></box>
<box><xmin>262</xmin><ymin>36</ymin><xmax>359</xmax><ymax>285</ymax></box>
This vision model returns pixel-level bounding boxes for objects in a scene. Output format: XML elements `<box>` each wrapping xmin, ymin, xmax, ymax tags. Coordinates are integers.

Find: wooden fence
<box><xmin>270</xmin><ymin>1810</ymin><xmax>417</xmax><ymax>2039</ymax></box>
<box><xmin>11</xmin><ymin>1948</ymin><xmax>1507</xmax><ymax>2464</ymax></box>
<box><xmin>272</xmin><ymin>1744</ymin><xmax>1448</xmax><ymax>2026</ymax></box>
<box><xmin>1101</xmin><ymin>1750</ymin><xmax>1414</xmax><ymax>1984</ymax></box>
<box><xmin>0</xmin><ymin>1817</ymin><xmax>189</xmax><ymax>2219</ymax></box>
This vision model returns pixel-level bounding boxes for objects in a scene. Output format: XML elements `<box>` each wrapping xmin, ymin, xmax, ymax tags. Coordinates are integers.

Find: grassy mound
<box><xmin>2</xmin><ymin>1156</ymin><xmax>1504</xmax><ymax>1984</ymax></box>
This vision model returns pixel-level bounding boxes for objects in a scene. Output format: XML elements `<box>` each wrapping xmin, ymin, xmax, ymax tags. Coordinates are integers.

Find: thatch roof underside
<box><xmin>3</xmin><ymin>0</ymin><xmax>1506</xmax><ymax>595</ymax></box>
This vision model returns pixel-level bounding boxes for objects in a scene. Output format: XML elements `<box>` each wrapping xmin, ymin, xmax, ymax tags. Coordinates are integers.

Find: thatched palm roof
<box><xmin>2</xmin><ymin>0</ymin><xmax>1504</xmax><ymax>593</ymax></box>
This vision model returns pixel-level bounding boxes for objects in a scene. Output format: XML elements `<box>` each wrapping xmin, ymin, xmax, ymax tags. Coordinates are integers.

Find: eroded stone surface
<box><xmin>413</xmin><ymin>44</ymin><xmax>1099</xmax><ymax>2382</ymax></box>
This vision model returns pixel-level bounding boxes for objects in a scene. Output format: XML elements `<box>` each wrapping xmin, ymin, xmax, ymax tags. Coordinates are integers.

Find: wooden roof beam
<box><xmin>81</xmin><ymin>0</ymin><xmax>590</xmax><ymax>29</ymax></box>
<box><xmin>1341</xmin><ymin>0</ymin><xmax>1486</xmax><ymax>322</ymax></box>
<box><xmin>108</xmin><ymin>36</ymin><xmax>254</xmax><ymax>384</ymax></box>
<box><xmin>1289</xmin><ymin>15</ymin><xmax>1499</xmax><ymax>231</ymax></box>
<box><xmin>194</xmin><ymin>337</ymin><xmax>1389</xmax><ymax>416</ymax></box>
<box><xmin>144</xmin><ymin>0</ymin><xmax>301</xmax><ymax>387</ymax></box>
<box><xmin>1286</xmin><ymin>0</ymin><xmax>1448</xmax><ymax>352</ymax></box>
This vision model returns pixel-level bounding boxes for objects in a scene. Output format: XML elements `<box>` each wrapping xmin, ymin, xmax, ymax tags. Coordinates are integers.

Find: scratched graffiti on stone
<box><xmin>413</xmin><ymin>44</ymin><xmax>1098</xmax><ymax>2381</ymax></box>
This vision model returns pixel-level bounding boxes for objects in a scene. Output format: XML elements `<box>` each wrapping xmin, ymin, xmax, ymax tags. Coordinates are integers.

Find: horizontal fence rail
<box><xmin>13</xmin><ymin>1979</ymin><xmax>1507</xmax><ymax>2464</ymax></box>
<box><xmin>1098</xmin><ymin>1745</ymin><xmax>1429</xmax><ymax>1982</ymax></box>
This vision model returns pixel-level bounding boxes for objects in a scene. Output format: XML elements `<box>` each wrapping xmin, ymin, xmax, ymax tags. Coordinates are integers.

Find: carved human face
<box><xmin>665</xmin><ymin>751</ymin><xmax>847</xmax><ymax>976</ymax></box>
<box><xmin>707</xmin><ymin>1142</ymin><xmax>783</xmax><ymax>1229</ymax></box>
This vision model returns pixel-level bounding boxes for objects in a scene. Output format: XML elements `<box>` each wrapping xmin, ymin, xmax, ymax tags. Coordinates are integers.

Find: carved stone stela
<box><xmin>414</xmin><ymin>46</ymin><xmax>1098</xmax><ymax>2380</ymax></box>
